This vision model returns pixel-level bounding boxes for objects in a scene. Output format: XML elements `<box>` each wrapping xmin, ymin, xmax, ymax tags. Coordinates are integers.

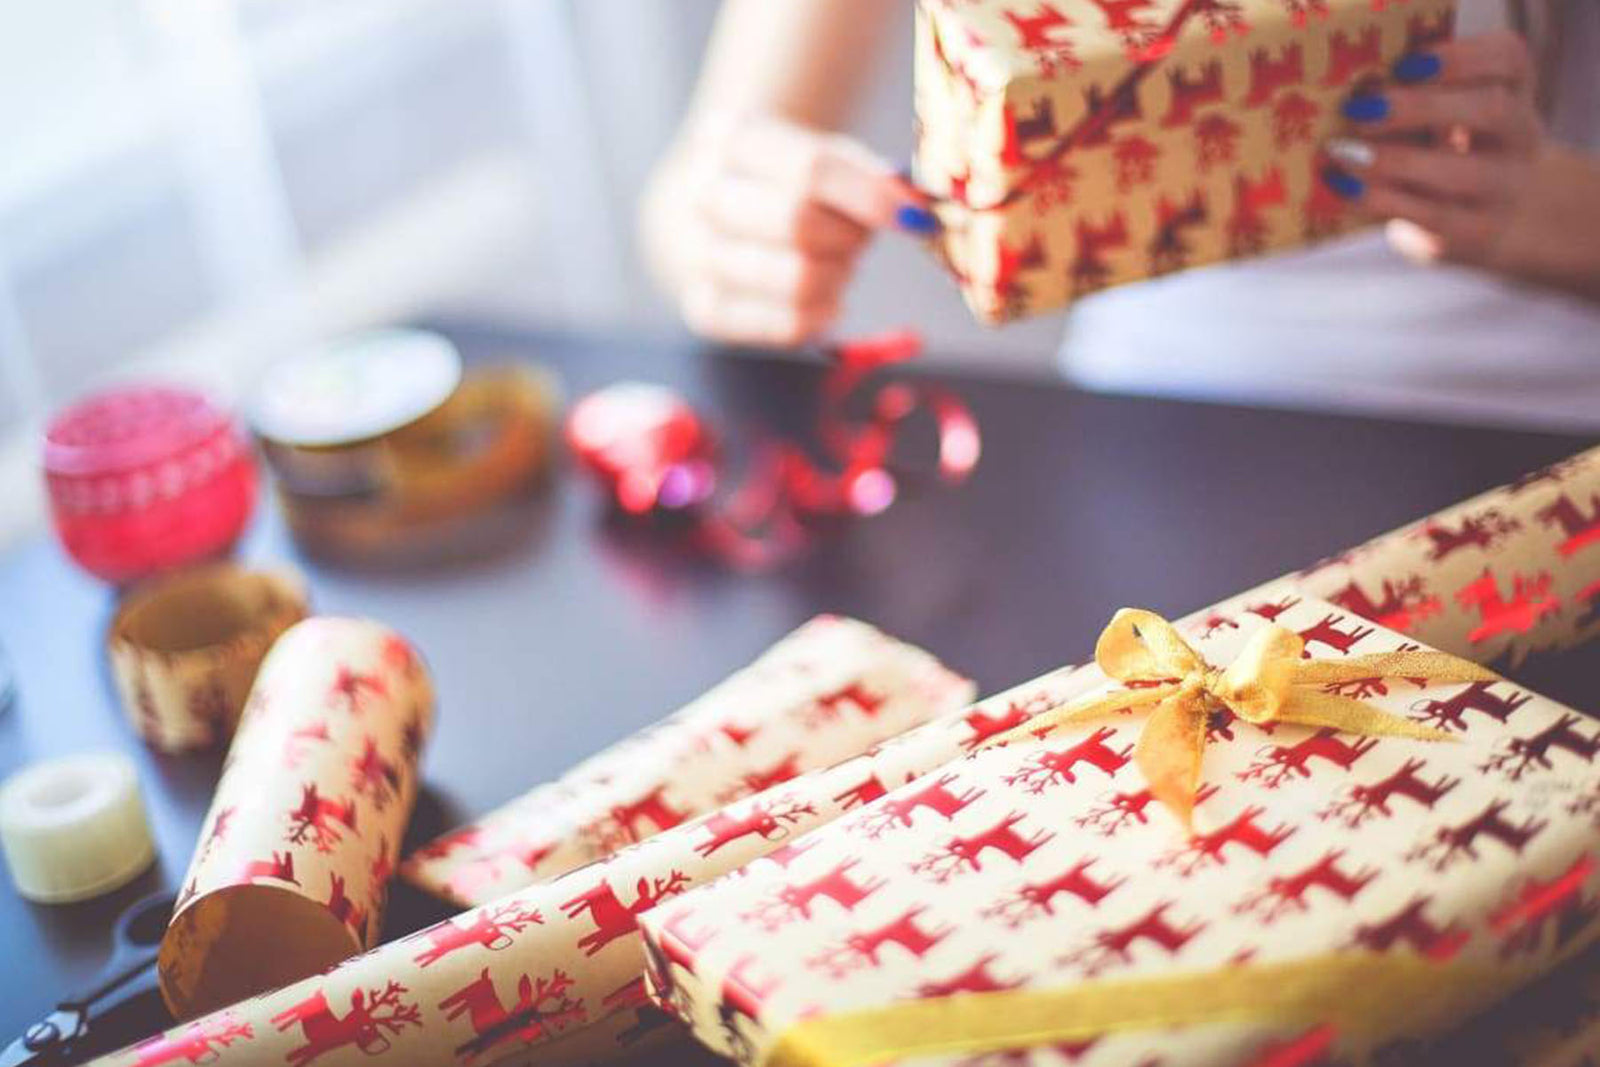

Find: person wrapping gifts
<box><xmin>640</xmin><ymin>0</ymin><xmax>1600</xmax><ymax>430</ymax></box>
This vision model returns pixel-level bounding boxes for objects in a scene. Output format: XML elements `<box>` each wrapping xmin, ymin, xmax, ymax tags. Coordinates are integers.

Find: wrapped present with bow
<box><xmin>915</xmin><ymin>0</ymin><xmax>1457</xmax><ymax>322</ymax></box>
<box><xmin>640</xmin><ymin>598</ymin><xmax>1600</xmax><ymax>1066</ymax></box>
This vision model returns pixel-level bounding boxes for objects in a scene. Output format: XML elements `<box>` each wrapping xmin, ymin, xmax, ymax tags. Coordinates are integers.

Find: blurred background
<box><xmin>0</xmin><ymin>0</ymin><xmax>1067</xmax><ymax>550</ymax></box>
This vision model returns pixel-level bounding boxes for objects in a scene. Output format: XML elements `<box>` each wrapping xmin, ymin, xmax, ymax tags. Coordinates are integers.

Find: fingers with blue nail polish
<box><xmin>1321</xmin><ymin>167</ymin><xmax>1364</xmax><ymax>201</ymax></box>
<box><xmin>1392</xmin><ymin>52</ymin><xmax>1442</xmax><ymax>84</ymax></box>
<box><xmin>895</xmin><ymin>204</ymin><xmax>941</xmax><ymax>236</ymax></box>
<box><xmin>1342</xmin><ymin>93</ymin><xmax>1389</xmax><ymax>123</ymax></box>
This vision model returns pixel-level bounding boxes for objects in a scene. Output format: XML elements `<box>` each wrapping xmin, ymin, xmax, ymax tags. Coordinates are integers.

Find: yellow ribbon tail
<box><xmin>1292</xmin><ymin>651</ymin><xmax>1500</xmax><ymax>687</ymax></box>
<box><xmin>980</xmin><ymin>685</ymin><xmax>1176</xmax><ymax>751</ymax></box>
<box><xmin>1279</xmin><ymin>690</ymin><xmax>1456</xmax><ymax>742</ymax></box>
<box><xmin>1134</xmin><ymin>698</ymin><xmax>1207</xmax><ymax>831</ymax></box>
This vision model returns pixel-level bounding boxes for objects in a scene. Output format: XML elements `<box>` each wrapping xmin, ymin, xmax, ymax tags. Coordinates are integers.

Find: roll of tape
<box><xmin>0</xmin><ymin>752</ymin><xmax>156</xmax><ymax>904</ymax></box>
<box><xmin>108</xmin><ymin>563</ymin><xmax>310</xmax><ymax>752</ymax></box>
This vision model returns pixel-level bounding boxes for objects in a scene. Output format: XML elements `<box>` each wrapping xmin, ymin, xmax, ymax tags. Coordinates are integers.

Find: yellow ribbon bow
<box><xmin>987</xmin><ymin>608</ymin><xmax>1501</xmax><ymax>830</ymax></box>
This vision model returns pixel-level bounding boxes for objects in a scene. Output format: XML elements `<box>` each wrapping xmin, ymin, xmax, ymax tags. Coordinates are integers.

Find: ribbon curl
<box><xmin>984</xmin><ymin>608</ymin><xmax>1500</xmax><ymax>830</ymax></box>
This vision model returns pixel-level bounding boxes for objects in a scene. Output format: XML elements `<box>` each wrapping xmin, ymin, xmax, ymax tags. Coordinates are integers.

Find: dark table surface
<box><xmin>1</xmin><ymin>323</ymin><xmax>1596</xmax><ymax>1065</ymax></box>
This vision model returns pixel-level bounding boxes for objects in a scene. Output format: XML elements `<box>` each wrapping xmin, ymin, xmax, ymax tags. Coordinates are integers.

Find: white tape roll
<box><xmin>0</xmin><ymin>752</ymin><xmax>156</xmax><ymax>904</ymax></box>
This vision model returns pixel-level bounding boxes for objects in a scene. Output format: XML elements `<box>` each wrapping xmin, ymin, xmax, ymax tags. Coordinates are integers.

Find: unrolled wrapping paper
<box><xmin>157</xmin><ymin>616</ymin><xmax>434</xmax><ymax>1020</ymax></box>
<box><xmin>403</xmin><ymin>615</ymin><xmax>976</xmax><ymax>906</ymax></box>
<box><xmin>640</xmin><ymin>597</ymin><xmax>1600</xmax><ymax>1066</ymax></box>
<box><xmin>914</xmin><ymin>0</ymin><xmax>1455</xmax><ymax>322</ymax></box>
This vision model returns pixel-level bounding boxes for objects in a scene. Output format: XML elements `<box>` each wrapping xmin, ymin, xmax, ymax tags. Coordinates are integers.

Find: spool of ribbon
<box><xmin>984</xmin><ymin>608</ymin><xmax>1499</xmax><ymax>830</ymax></box>
<box><xmin>565</xmin><ymin>330</ymin><xmax>980</xmax><ymax>569</ymax></box>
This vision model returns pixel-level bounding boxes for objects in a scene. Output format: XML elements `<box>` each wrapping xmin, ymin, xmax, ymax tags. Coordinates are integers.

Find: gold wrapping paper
<box><xmin>915</xmin><ymin>0</ymin><xmax>1455</xmax><ymax>322</ymax></box>
<box><xmin>157</xmin><ymin>616</ymin><xmax>434</xmax><ymax>1020</ymax></box>
<box><xmin>107</xmin><ymin>563</ymin><xmax>309</xmax><ymax>752</ymax></box>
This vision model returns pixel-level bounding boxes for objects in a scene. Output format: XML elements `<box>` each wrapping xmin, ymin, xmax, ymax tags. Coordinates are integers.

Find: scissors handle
<box><xmin>73</xmin><ymin>892</ymin><xmax>173</xmax><ymax>1010</ymax></box>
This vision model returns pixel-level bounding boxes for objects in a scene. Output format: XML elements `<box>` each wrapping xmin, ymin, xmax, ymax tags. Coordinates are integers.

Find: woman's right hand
<box><xmin>640</xmin><ymin>115</ymin><xmax>938</xmax><ymax>348</ymax></box>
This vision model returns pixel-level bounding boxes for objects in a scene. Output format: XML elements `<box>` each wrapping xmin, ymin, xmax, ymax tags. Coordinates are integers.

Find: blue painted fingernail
<box><xmin>1342</xmin><ymin>93</ymin><xmax>1390</xmax><ymax>122</ymax></box>
<box><xmin>1321</xmin><ymin>166</ymin><xmax>1364</xmax><ymax>201</ymax></box>
<box><xmin>895</xmin><ymin>203</ymin><xmax>941</xmax><ymax>235</ymax></box>
<box><xmin>1392</xmin><ymin>52</ymin><xmax>1442</xmax><ymax>83</ymax></box>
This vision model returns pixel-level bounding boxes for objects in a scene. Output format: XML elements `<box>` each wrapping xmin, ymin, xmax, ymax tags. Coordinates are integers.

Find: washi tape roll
<box><xmin>108</xmin><ymin>563</ymin><xmax>310</xmax><ymax>752</ymax></box>
<box><xmin>251</xmin><ymin>330</ymin><xmax>559</xmax><ymax>558</ymax></box>
<box><xmin>158</xmin><ymin>616</ymin><xmax>434</xmax><ymax>1021</ymax></box>
<box><xmin>0</xmin><ymin>752</ymin><xmax>156</xmax><ymax>904</ymax></box>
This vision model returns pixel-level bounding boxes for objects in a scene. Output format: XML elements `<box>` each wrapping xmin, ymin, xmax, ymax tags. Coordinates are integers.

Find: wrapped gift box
<box><xmin>640</xmin><ymin>597</ymin><xmax>1600</xmax><ymax>1066</ymax></box>
<box><xmin>403</xmin><ymin>615</ymin><xmax>976</xmax><ymax>906</ymax></box>
<box><xmin>915</xmin><ymin>0</ymin><xmax>1456</xmax><ymax>322</ymax></box>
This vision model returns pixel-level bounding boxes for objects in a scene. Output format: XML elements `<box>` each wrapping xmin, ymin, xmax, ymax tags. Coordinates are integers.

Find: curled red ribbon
<box><xmin>565</xmin><ymin>329</ymin><xmax>981</xmax><ymax>569</ymax></box>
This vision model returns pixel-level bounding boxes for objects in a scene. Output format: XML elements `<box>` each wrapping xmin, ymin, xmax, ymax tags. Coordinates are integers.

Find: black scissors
<box><xmin>3</xmin><ymin>892</ymin><xmax>173</xmax><ymax>1067</ymax></box>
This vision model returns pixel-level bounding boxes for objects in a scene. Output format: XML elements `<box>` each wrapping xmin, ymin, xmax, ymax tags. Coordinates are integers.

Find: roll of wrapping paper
<box><xmin>107</xmin><ymin>563</ymin><xmax>310</xmax><ymax>752</ymax></box>
<box><xmin>93</xmin><ymin>442</ymin><xmax>1600</xmax><ymax>1066</ymax></box>
<box><xmin>157</xmin><ymin>616</ymin><xmax>434</xmax><ymax>1021</ymax></box>
<box><xmin>261</xmin><ymin>363</ymin><xmax>559</xmax><ymax>557</ymax></box>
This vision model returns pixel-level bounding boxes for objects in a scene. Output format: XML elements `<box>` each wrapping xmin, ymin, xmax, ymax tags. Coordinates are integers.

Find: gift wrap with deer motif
<box><xmin>156</xmin><ymin>617</ymin><xmax>434</xmax><ymax>1021</ymax></box>
<box><xmin>915</xmin><ymin>0</ymin><xmax>1456</xmax><ymax>322</ymax></box>
<box><xmin>639</xmin><ymin>599</ymin><xmax>1600</xmax><ymax>1067</ymax></box>
<box><xmin>402</xmin><ymin>615</ymin><xmax>976</xmax><ymax>907</ymax></box>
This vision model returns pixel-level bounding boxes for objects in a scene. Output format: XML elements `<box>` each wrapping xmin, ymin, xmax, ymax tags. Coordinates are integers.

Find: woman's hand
<box><xmin>1322</xmin><ymin>32</ymin><xmax>1600</xmax><ymax>301</ymax></box>
<box><xmin>641</xmin><ymin>115</ymin><xmax>937</xmax><ymax>347</ymax></box>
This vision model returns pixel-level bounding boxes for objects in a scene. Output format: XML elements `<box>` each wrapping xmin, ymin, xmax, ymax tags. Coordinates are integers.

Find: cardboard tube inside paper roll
<box><xmin>156</xmin><ymin>616</ymin><xmax>434</xmax><ymax>1021</ymax></box>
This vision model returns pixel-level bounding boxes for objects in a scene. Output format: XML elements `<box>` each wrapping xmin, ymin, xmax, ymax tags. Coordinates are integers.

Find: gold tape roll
<box><xmin>107</xmin><ymin>564</ymin><xmax>310</xmax><ymax>752</ymax></box>
<box><xmin>158</xmin><ymin>616</ymin><xmax>435</xmax><ymax>1021</ymax></box>
<box><xmin>262</xmin><ymin>363</ymin><xmax>560</xmax><ymax>557</ymax></box>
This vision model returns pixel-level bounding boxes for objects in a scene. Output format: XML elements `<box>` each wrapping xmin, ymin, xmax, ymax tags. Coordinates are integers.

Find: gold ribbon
<box><xmin>984</xmin><ymin>608</ymin><xmax>1499</xmax><ymax>829</ymax></box>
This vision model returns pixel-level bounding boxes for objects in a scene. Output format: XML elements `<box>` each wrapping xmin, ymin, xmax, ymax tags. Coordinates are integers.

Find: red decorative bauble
<box><xmin>564</xmin><ymin>383</ymin><xmax>717</xmax><ymax>515</ymax></box>
<box><xmin>43</xmin><ymin>387</ymin><xmax>258</xmax><ymax>584</ymax></box>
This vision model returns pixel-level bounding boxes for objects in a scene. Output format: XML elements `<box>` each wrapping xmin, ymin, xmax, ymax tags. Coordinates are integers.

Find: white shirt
<box><xmin>1060</xmin><ymin>0</ymin><xmax>1600</xmax><ymax>431</ymax></box>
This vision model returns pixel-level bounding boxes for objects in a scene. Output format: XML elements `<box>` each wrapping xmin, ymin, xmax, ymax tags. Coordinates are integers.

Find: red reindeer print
<box><xmin>855</xmin><ymin>772</ymin><xmax>985</xmax><ymax>838</ymax></box>
<box><xmin>380</xmin><ymin>634</ymin><xmax>419</xmax><ymax>678</ymax></box>
<box><xmin>1194</xmin><ymin>112</ymin><xmax>1242</xmax><ymax>172</ymax></box>
<box><xmin>412</xmin><ymin>900</ymin><xmax>543</xmax><ymax>967</ymax></box>
<box><xmin>912</xmin><ymin>812</ymin><xmax>1055</xmax><ymax>883</ymax></box>
<box><xmin>1199</xmin><ymin>613</ymin><xmax>1238</xmax><ymax>639</ymax></box>
<box><xmin>1537</xmin><ymin>493</ymin><xmax>1600</xmax><ymax>557</ymax></box>
<box><xmin>806</xmin><ymin>906</ymin><xmax>953</xmax><ymax>978</ymax></box>
<box><xmin>1004</xmin><ymin>727</ymin><xmax>1132</xmax><ymax>795</ymax></box>
<box><xmin>1322</xmin><ymin>26</ymin><xmax>1380</xmax><ymax>86</ymax></box>
<box><xmin>1245</xmin><ymin>43</ymin><xmax>1303</xmax><ymax>106</ymax></box>
<box><xmin>738</xmin><ymin>753</ymin><xmax>802</xmax><ymax>795</ymax></box>
<box><xmin>915</xmin><ymin>953</ymin><xmax>1022</xmax><ymax>998</ymax></box>
<box><xmin>328</xmin><ymin>666</ymin><xmax>387</xmax><ymax>714</ymax></box>
<box><xmin>284</xmin><ymin>722</ymin><xmax>332</xmax><ymax>769</ymax></box>
<box><xmin>1149</xmin><ymin>190</ymin><xmax>1209</xmax><ymax>275</ymax></box>
<box><xmin>803</xmin><ymin>681</ymin><xmax>888</xmax><ymax>726</ymax></box>
<box><xmin>981</xmin><ymin>859</ymin><xmax>1126</xmax><ymax>928</ymax></box>
<box><xmin>238</xmin><ymin>850</ymin><xmax>298</xmax><ymax>886</ymax></box>
<box><xmin>440</xmin><ymin>968</ymin><xmax>584</xmax><ymax>1063</ymax></box>
<box><xmin>285</xmin><ymin>784</ymin><xmax>358</xmax><ymax>852</ymax></box>
<box><xmin>992</xmin><ymin>232</ymin><xmax>1047</xmax><ymax>309</ymax></box>
<box><xmin>743</xmin><ymin>859</ymin><xmax>887</xmax><ymax>930</ymax></box>
<box><xmin>1001</xmin><ymin>98</ymin><xmax>1058</xmax><ymax>168</ymax></box>
<box><xmin>1075</xmin><ymin>783</ymin><xmax>1219</xmax><ymax>837</ymax></box>
<box><xmin>1226</xmin><ymin>166</ymin><xmax>1286</xmax><ymax>255</ymax></box>
<box><xmin>1328</xmin><ymin>575</ymin><xmax>1442</xmax><ymax>632</ymax></box>
<box><xmin>1407</xmin><ymin>800</ymin><xmax>1548</xmax><ymax>871</ymax></box>
<box><xmin>1070</xmin><ymin>211</ymin><xmax>1130</xmax><ymax>295</ymax></box>
<box><xmin>129</xmin><ymin>1013</ymin><xmax>253</xmax><ymax>1067</ymax></box>
<box><xmin>1410</xmin><ymin>680</ymin><xmax>1531</xmax><ymax>732</ymax></box>
<box><xmin>271</xmin><ymin>982</ymin><xmax>422</xmax><ymax>1067</ymax></box>
<box><xmin>1159</xmin><ymin>807</ymin><xmax>1294</xmax><ymax>875</ymax></box>
<box><xmin>1113</xmin><ymin>135</ymin><xmax>1160</xmax><ymax>191</ymax></box>
<box><xmin>1206</xmin><ymin>708</ymin><xmax>1240</xmax><ymax>743</ymax></box>
<box><xmin>1295</xmin><ymin>613</ymin><xmax>1375</xmax><ymax>657</ymax></box>
<box><xmin>833</xmin><ymin>772</ymin><xmax>888</xmax><ymax>809</ymax></box>
<box><xmin>1271</xmin><ymin>91</ymin><xmax>1319</xmax><ymax>148</ymax></box>
<box><xmin>1086</xmin><ymin>0</ymin><xmax>1157</xmax><ymax>39</ymax></box>
<box><xmin>1318</xmin><ymin>758</ymin><xmax>1459</xmax><ymax>827</ymax></box>
<box><xmin>202</xmin><ymin>805</ymin><xmax>236</xmax><ymax>855</ymax></box>
<box><xmin>607</xmin><ymin>783</ymin><xmax>690</xmax><ymax>841</ymax></box>
<box><xmin>1161</xmin><ymin>61</ymin><xmax>1225</xmax><ymax>127</ymax></box>
<box><xmin>1061</xmin><ymin>903</ymin><xmax>1206</xmax><ymax>976</ymax></box>
<box><xmin>562</xmin><ymin>873</ymin><xmax>691</xmax><ymax>958</ymax></box>
<box><xmin>1246</xmin><ymin>596</ymin><xmax>1301</xmax><ymax>623</ymax></box>
<box><xmin>1233</xmin><ymin>850</ymin><xmax>1378</xmax><ymax>922</ymax></box>
<box><xmin>1481</xmin><ymin>714</ymin><xmax>1600</xmax><ymax>781</ymax></box>
<box><xmin>1240</xmin><ymin>728</ymin><xmax>1379</xmax><ymax>788</ymax></box>
<box><xmin>961</xmin><ymin>699</ymin><xmax>1044</xmax><ymax>749</ymax></box>
<box><xmin>1351</xmin><ymin>897</ymin><xmax>1468</xmax><ymax>960</ymax></box>
<box><xmin>694</xmin><ymin>796</ymin><xmax>816</xmax><ymax>857</ymax></box>
<box><xmin>1418</xmin><ymin>510</ymin><xmax>1521</xmax><ymax>560</ymax></box>
<box><xmin>1195</xmin><ymin>0</ymin><xmax>1251</xmax><ymax>42</ymax></box>
<box><xmin>761</xmin><ymin>839</ymin><xmax>819</xmax><ymax>870</ymax></box>
<box><xmin>1079</xmin><ymin>81</ymin><xmax>1144</xmax><ymax>148</ymax></box>
<box><xmin>324</xmin><ymin>874</ymin><xmax>368</xmax><ymax>938</ymax></box>
<box><xmin>1004</xmin><ymin>3</ymin><xmax>1073</xmax><ymax>52</ymax></box>
<box><xmin>349</xmin><ymin>738</ymin><xmax>402</xmax><ymax>811</ymax></box>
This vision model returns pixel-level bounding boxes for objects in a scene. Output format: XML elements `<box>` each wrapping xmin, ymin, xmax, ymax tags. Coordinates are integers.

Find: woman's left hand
<box><xmin>1323</xmin><ymin>31</ymin><xmax>1546</xmax><ymax>270</ymax></box>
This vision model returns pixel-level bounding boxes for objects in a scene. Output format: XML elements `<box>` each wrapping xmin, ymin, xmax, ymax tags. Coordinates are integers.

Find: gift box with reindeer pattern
<box><xmin>915</xmin><ymin>0</ymin><xmax>1456</xmax><ymax>322</ymax></box>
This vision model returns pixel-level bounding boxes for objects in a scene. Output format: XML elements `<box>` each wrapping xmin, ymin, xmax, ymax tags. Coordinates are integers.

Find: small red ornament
<box><xmin>43</xmin><ymin>386</ymin><xmax>257</xmax><ymax>584</ymax></box>
<box><xmin>564</xmin><ymin>383</ymin><xmax>718</xmax><ymax>515</ymax></box>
